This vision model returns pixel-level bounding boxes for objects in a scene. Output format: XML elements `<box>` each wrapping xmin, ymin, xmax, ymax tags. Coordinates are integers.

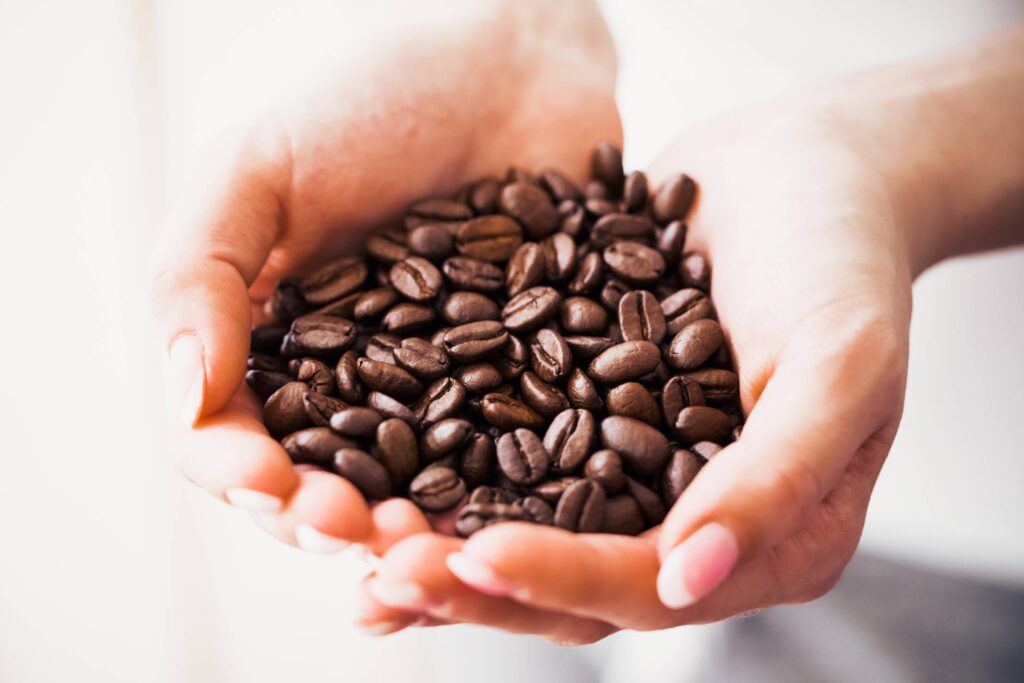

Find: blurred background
<box><xmin>1</xmin><ymin>1</ymin><xmax>1022</xmax><ymax>681</ymax></box>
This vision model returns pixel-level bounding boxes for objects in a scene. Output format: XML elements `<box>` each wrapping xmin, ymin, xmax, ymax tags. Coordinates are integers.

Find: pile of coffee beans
<box><xmin>247</xmin><ymin>143</ymin><xmax>743</xmax><ymax>537</ymax></box>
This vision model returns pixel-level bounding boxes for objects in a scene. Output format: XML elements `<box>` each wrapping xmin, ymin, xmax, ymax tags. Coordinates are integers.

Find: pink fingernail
<box><xmin>169</xmin><ymin>334</ymin><xmax>204</xmax><ymax>427</ymax></box>
<box><xmin>445</xmin><ymin>552</ymin><xmax>518</xmax><ymax>598</ymax></box>
<box><xmin>294</xmin><ymin>524</ymin><xmax>349</xmax><ymax>554</ymax></box>
<box><xmin>224</xmin><ymin>488</ymin><xmax>283</xmax><ymax>513</ymax></box>
<box><xmin>366</xmin><ymin>578</ymin><xmax>432</xmax><ymax>609</ymax></box>
<box><xmin>657</xmin><ymin>523</ymin><xmax>740</xmax><ymax>609</ymax></box>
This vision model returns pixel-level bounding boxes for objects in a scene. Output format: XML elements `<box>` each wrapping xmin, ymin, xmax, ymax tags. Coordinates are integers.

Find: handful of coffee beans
<box><xmin>247</xmin><ymin>143</ymin><xmax>743</xmax><ymax>537</ymax></box>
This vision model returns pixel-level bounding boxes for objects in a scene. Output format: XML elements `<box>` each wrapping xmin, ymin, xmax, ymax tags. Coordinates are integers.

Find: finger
<box><xmin>655</xmin><ymin>311</ymin><xmax>904</xmax><ymax>608</ymax></box>
<box><xmin>358</xmin><ymin>534</ymin><xmax>615</xmax><ymax>644</ymax></box>
<box><xmin>150</xmin><ymin>126</ymin><xmax>290</xmax><ymax>427</ymax></box>
<box><xmin>352</xmin><ymin>585</ymin><xmax>449</xmax><ymax>636</ymax></box>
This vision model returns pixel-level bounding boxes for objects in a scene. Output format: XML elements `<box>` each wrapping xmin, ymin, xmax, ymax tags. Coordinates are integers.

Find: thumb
<box><xmin>655</xmin><ymin>314</ymin><xmax>903</xmax><ymax>609</ymax></box>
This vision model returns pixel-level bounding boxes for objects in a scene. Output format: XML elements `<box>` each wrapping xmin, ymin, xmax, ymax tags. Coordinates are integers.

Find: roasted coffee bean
<box><xmin>412</xmin><ymin>377</ymin><xmax>467</xmax><ymax>429</ymax></box>
<box><xmin>679</xmin><ymin>252</ymin><xmax>711</xmax><ymax>291</ymax></box>
<box><xmin>409</xmin><ymin>198</ymin><xmax>473</xmax><ymax>223</ymax></box>
<box><xmin>366</xmin><ymin>229</ymin><xmax>410</xmax><ymax>263</ymax></box>
<box><xmin>591</xmin><ymin>142</ymin><xmax>625</xmax><ymax>194</ymax></box>
<box><xmin>381</xmin><ymin>302</ymin><xmax>436</xmax><ymax>333</ymax></box>
<box><xmin>252</xmin><ymin>324</ymin><xmax>288</xmax><ymax>354</ymax></box>
<box><xmin>302</xmin><ymin>391</ymin><xmax>347</xmax><ymax>427</ymax></box>
<box><xmin>364</xmin><ymin>334</ymin><xmax>400</xmax><ymax>364</ymax></box>
<box><xmin>585</xmin><ymin>179</ymin><xmax>611</xmax><ymax>200</ymax></box>
<box><xmin>299</xmin><ymin>257</ymin><xmax>368</xmax><ymax>306</ymax></box>
<box><xmin>334</xmin><ymin>350</ymin><xmax>365</xmax><ymax>404</ymax></box>
<box><xmin>443</xmin><ymin>321</ymin><xmax>509</xmax><ymax>362</ymax></box>
<box><xmin>590</xmin><ymin>213</ymin><xmax>657</xmax><ymax>247</ymax></box>
<box><xmin>600</xmin><ymin>415</ymin><xmax>670</xmax><ymax>476</ymax></box>
<box><xmin>421</xmin><ymin>418</ymin><xmax>474</xmax><ymax>461</ymax></box>
<box><xmin>366</xmin><ymin>391</ymin><xmax>417</xmax><ymax>426</ymax></box>
<box><xmin>584</xmin><ymin>449</ymin><xmax>625</xmax><ymax>494</ymax></box>
<box><xmin>499</xmin><ymin>182</ymin><xmax>560</xmax><ymax>239</ymax></box>
<box><xmin>661</xmin><ymin>448</ymin><xmax>705</xmax><ymax>506</ymax></box>
<box><xmin>529</xmin><ymin>329</ymin><xmax>572</xmax><ymax>383</ymax></box>
<box><xmin>602</xmin><ymin>494</ymin><xmax>644</xmax><ymax>535</ymax></box>
<box><xmin>544</xmin><ymin>408</ymin><xmax>596</xmax><ymax>474</ymax></box>
<box><xmin>455</xmin><ymin>502</ymin><xmax>526</xmax><ymax>537</ymax></box>
<box><xmin>494</xmin><ymin>334</ymin><xmax>528</xmax><ymax>381</ymax></box>
<box><xmin>585</xmin><ymin>197</ymin><xmax>621</xmax><ymax>217</ymax></box>
<box><xmin>516</xmin><ymin>495</ymin><xmax>555</xmax><ymax>525</ymax></box>
<box><xmin>520</xmin><ymin>371</ymin><xmax>571</xmax><ymax>418</ymax></box>
<box><xmin>652</xmin><ymin>173</ymin><xmax>696</xmax><ymax>225</ymax></box>
<box><xmin>566</xmin><ymin>368</ymin><xmax>604</xmax><ymax>411</ymax></box>
<box><xmin>441</xmin><ymin>291</ymin><xmax>500</xmax><ymax>325</ymax></box>
<box><xmin>390</xmin><ymin>256</ymin><xmax>442</xmax><ymax>301</ymax></box>
<box><xmin>588</xmin><ymin>340</ymin><xmax>661</xmax><ymax>384</ymax></box>
<box><xmin>459</xmin><ymin>432</ymin><xmax>496</xmax><ymax>487</ymax></box>
<box><xmin>637</xmin><ymin>360</ymin><xmax>670</xmax><ymax>388</ymax></box>
<box><xmin>497</xmin><ymin>429</ymin><xmax>550</xmax><ymax>485</ymax></box>
<box><xmin>293</xmin><ymin>358</ymin><xmax>335</xmax><ymax>395</ymax></box>
<box><xmin>426</xmin><ymin>453</ymin><xmax>460</xmax><ymax>472</ymax></box>
<box><xmin>618</xmin><ymin>290</ymin><xmax>667</xmax><ymax>344</ymax></box>
<box><xmin>599</xmin><ymin>278</ymin><xmax>631</xmax><ymax>313</ymax></box>
<box><xmin>561</xmin><ymin>296</ymin><xmax>609</xmax><ymax>335</ymax></box>
<box><xmin>329</xmin><ymin>406</ymin><xmax>383</xmax><ymax>437</ymax></box>
<box><xmin>479</xmin><ymin>392</ymin><xmax>544</xmax><ymax>431</ymax></box>
<box><xmin>661</xmin><ymin>288</ymin><xmax>714</xmax><ymax>334</ymax></box>
<box><xmin>442</xmin><ymin>256</ymin><xmax>504</xmax><ymax>293</ymax></box>
<box><xmin>502</xmin><ymin>286</ymin><xmax>561</xmax><ymax>333</ymax></box>
<box><xmin>248</xmin><ymin>353</ymin><xmax>288</xmax><ymax>373</ymax></box>
<box><xmin>374</xmin><ymin>418</ymin><xmax>419</xmax><ymax>484</ymax></box>
<box><xmin>470</xmin><ymin>178</ymin><xmax>501</xmax><ymax>214</ymax></box>
<box><xmin>532</xmin><ymin>477</ymin><xmax>579</xmax><ymax>505</ymax></box>
<box><xmin>603</xmin><ymin>241</ymin><xmax>665</xmax><ymax>286</ymax></box>
<box><xmin>622</xmin><ymin>171</ymin><xmax>648</xmax><ymax>213</ymax></box>
<box><xmin>625</xmin><ymin>477</ymin><xmax>666</xmax><ymax>525</ymax></box>
<box><xmin>266</xmin><ymin>279</ymin><xmax>309</xmax><ymax>324</ymax></box>
<box><xmin>684</xmin><ymin>368</ymin><xmax>739</xmax><ymax>402</ymax></box>
<box><xmin>541</xmin><ymin>169</ymin><xmax>582</xmax><ymax>202</ymax></box>
<box><xmin>456</xmin><ymin>215</ymin><xmax>523</xmax><ymax>262</ymax></box>
<box><xmin>280</xmin><ymin>314</ymin><xmax>356</xmax><ymax>359</ymax></box>
<box><xmin>356</xmin><ymin>358</ymin><xmax>423</xmax><ymax>401</ymax></box>
<box><xmin>605</xmin><ymin>382</ymin><xmax>661</xmax><ymax>426</ymax></box>
<box><xmin>506</xmin><ymin>242</ymin><xmax>545</xmax><ymax>297</ymax></box>
<box><xmin>263</xmin><ymin>382</ymin><xmax>311</xmax><ymax>438</ymax></box>
<box><xmin>409</xmin><ymin>466</ymin><xmax>467</xmax><ymax>512</ymax></box>
<box><xmin>329</xmin><ymin>449</ymin><xmax>390</xmax><ymax>500</ymax></box>
<box><xmin>568</xmin><ymin>251</ymin><xmax>603</xmax><ymax>295</ymax></box>
<box><xmin>661</xmin><ymin>375</ymin><xmax>706</xmax><ymax>426</ymax></box>
<box><xmin>454</xmin><ymin>362</ymin><xmax>503</xmax><ymax>394</ymax></box>
<box><xmin>392</xmin><ymin>337</ymin><xmax>450</xmax><ymax>381</ymax></box>
<box><xmin>282</xmin><ymin>427</ymin><xmax>357</xmax><ymax>465</ymax></box>
<box><xmin>469</xmin><ymin>485</ymin><xmax>516</xmax><ymax>505</ymax></box>
<box><xmin>542</xmin><ymin>232</ymin><xmax>576</xmax><ymax>282</ymax></box>
<box><xmin>691</xmin><ymin>441</ymin><xmax>723</xmax><ymax>460</ymax></box>
<box><xmin>656</xmin><ymin>220</ymin><xmax>688</xmax><ymax>267</ymax></box>
<box><xmin>407</xmin><ymin>224</ymin><xmax>455</xmax><ymax>261</ymax></box>
<box><xmin>246</xmin><ymin>370</ymin><xmax>293</xmax><ymax>400</ymax></box>
<box><xmin>668</xmin><ymin>319</ymin><xmax>724</xmax><ymax>370</ymax></box>
<box><xmin>354</xmin><ymin>287</ymin><xmax>399</xmax><ymax>320</ymax></box>
<box><xmin>554</xmin><ymin>479</ymin><xmax>606</xmax><ymax>532</ymax></box>
<box><xmin>674</xmin><ymin>406</ymin><xmax>733</xmax><ymax>445</ymax></box>
<box><xmin>564</xmin><ymin>335</ymin><xmax>614</xmax><ymax>360</ymax></box>
<box><xmin>560</xmin><ymin>202</ymin><xmax>587</xmax><ymax>238</ymax></box>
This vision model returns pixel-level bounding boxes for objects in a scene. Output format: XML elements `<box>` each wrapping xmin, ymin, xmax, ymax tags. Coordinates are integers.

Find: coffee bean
<box><xmin>599</xmin><ymin>278</ymin><xmax>631</xmax><ymax>313</ymax></box>
<box><xmin>354</xmin><ymin>287</ymin><xmax>400</xmax><ymax>320</ymax></box>
<box><xmin>554</xmin><ymin>479</ymin><xmax>606</xmax><ymax>532</ymax></box>
<box><xmin>455</xmin><ymin>502</ymin><xmax>526</xmax><ymax>537</ymax></box>
<box><xmin>652</xmin><ymin>174</ymin><xmax>696</xmax><ymax>225</ymax></box>
<box><xmin>541</xmin><ymin>169</ymin><xmax>583</xmax><ymax>202</ymax></box>
<box><xmin>366</xmin><ymin>229</ymin><xmax>410</xmax><ymax>264</ymax></box>
<box><xmin>392</xmin><ymin>337</ymin><xmax>450</xmax><ymax>381</ymax></box>
<box><xmin>409</xmin><ymin>198</ymin><xmax>473</xmax><ymax>222</ymax></box>
<box><xmin>374</xmin><ymin>418</ymin><xmax>419</xmax><ymax>484</ymax></box>
<box><xmin>605</xmin><ymin>382</ymin><xmax>661</xmax><ymax>426</ymax></box>
<box><xmin>266</xmin><ymin>279</ymin><xmax>309</xmax><ymax>324</ymax></box>
<box><xmin>585</xmin><ymin>179</ymin><xmax>611</xmax><ymax>200</ymax></box>
<box><xmin>333</xmin><ymin>448</ymin><xmax>392</xmax><ymax>500</ymax></box>
<box><xmin>591</xmin><ymin>213</ymin><xmax>656</xmax><ymax>247</ymax></box>
<box><xmin>282</xmin><ymin>428</ymin><xmax>357</xmax><ymax>465</ymax></box>
<box><xmin>661</xmin><ymin>288</ymin><xmax>713</xmax><ymax>334</ymax></box>
<box><xmin>691</xmin><ymin>441</ymin><xmax>723</xmax><ymax>460</ymax></box>
<box><xmin>459</xmin><ymin>432</ymin><xmax>495</xmax><ymax>488</ymax></box>
<box><xmin>407</xmin><ymin>224</ymin><xmax>455</xmax><ymax>261</ymax></box>
<box><xmin>618</xmin><ymin>290</ymin><xmax>667</xmax><ymax>344</ymax></box>
<box><xmin>600</xmin><ymin>415</ymin><xmax>670</xmax><ymax>476</ymax></box>
<box><xmin>684</xmin><ymin>368</ymin><xmax>739</xmax><ymax>403</ymax></box>
<box><xmin>674</xmin><ymin>406</ymin><xmax>733</xmax><ymax>445</ymax></box>
<box><xmin>603</xmin><ymin>241</ymin><xmax>665</xmax><ymax>286</ymax></box>
<box><xmin>329</xmin><ymin>406</ymin><xmax>383</xmax><ymax>437</ymax></box>
<box><xmin>520</xmin><ymin>371</ymin><xmax>571</xmax><ymax>418</ymax></box>
<box><xmin>381</xmin><ymin>302</ymin><xmax>436</xmax><ymax>333</ymax></box>
<box><xmin>456</xmin><ymin>215</ymin><xmax>523</xmax><ymax>262</ymax></box>
<box><xmin>497</xmin><ymin>429</ymin><xmax>550</xmax><ymax>485</ymax></box>
<box><xmin>517</xmin><ymin>495</ymin><xmax>555</xmax><ymax>525</ymax></box>
<box><xmin>280</xmin><ymin>314</ymin><xmax>356</xmax><ymax>359</ymax></box>
<box><xmin>561</xmin><ymin>296</ymin><xmax>609</xmax><ymax>335</ymax></box>
<box><xmin>252</xmin><ymin>324</ymin><xmax>288</xmax><ymax>354</ymax></box>
<box><xmin>560</xmin><ymin>202</ymin><xmax>587</xmax><ymax>239</ymax></box>
<box><xmin>668</xmin><ymin>319</ymin><xmax>724</xmax><ymax>370</ymax></box>
<box><xmin>390</xmin><ymin>256</ymin><xmax>442</xmax><ymax>302</ymax></box>
<box><xmin>263</xmin><ymin>381</ymin><xmax>311</xmax><ymax>438</ymax></box>
<box><xmin>499</xmin><ymin>182</ymin><xmax>560</xmax><ymax>239</ymax></box>
<box><xmin>529</xmin><ymin>328</ymin><xmax>572</xmax><ymax>383</ymax></box>
<box><xmin>591</xmin><ymin>142</ymin><xmax>624</xmax><ymax>194</ymax></box>
<box><xmin>656</xmin><ymin>220</ymin><xmax>688</xmax><ymax>267</ymax></box>
<box><xmin>412</xmin><ymin>377</ymin><xmax>467</xmax><ymax>429</ymax></box>
<box><xmin>470</xmin><ymin>178</ymin><xmax>501</xmax><ymax>214</ymax></box>
<box><xmin>567</xmin><ymin>251</ymin><xmax>604</xmax><ymax>295</ymax></box>
<box><xmin>588</xmin><ymin>340</ymin><xmax>661</xmax><ymax>384</ymax></box>
<box><xmin>246</xmin><ymin>370</ymin><xmax>293</xmax><ymax>400</ymax></box>
<box><xmin>441</xmin><ymin>291</ymin><xmax>500</xmax><ymax>325</ymax></box>
<box><xmin>453</xmin><ymin>362</ymin><xmax>503</xmax><ymax>394</ymax></box>
<box><xmin>542</xmin><ymin>232</ymin><xmax>577</xmax><ymax>282</ymax></box>
<box><xmin>470</xmin><ymin>485</ymin><xmax>516</xmax><ymax>505</ymax></box>
<box><xmin>363</xmin><ymin>334</ymin><xmax>399</xmax><ymax>364</ymax></box>
<box><xmin>532</xmin><ymin>477</ymin><xmax>579</xmax><ymax>505</ymax></box>
<box><xmin>506</xmin><ymin>242</ymin><xmax>545</xmax><ymax>297</ymax></box>
<box><xmin>356</xmin><ymin>357</ymin><xmax>423</xmax><ymax>401</ymax></box>
<box><xmin>622</xmin><ymin>171</ymin><xmax>648</xmax><ymax>212</ymax></box>
<box><xmin>564</xmin><ymin>335</ymin><xmax>614</xmax><ymax>361</ymax></box>
<box><xmin>479</xmin><ymin>392</ymin><xmax>544</xmax><ymax>431</ymax></box>
<box><xmin>333</xmin><ymin>350</ymin><xmax>365</xmax><ymax>404</ymax></box>
<box><xmin>502</xmin><ymin>286</ymin><xmax>561</xmax><ymax>333</ymax></box>
<box><xmin>586</xmin><ymin>197</ymin><xmax>621</xmax><ymax>218</ymax></box>
<box><xmin>661</xmin><ymin>375</ymin><xmax>706</xmax><ymax>426</ymax></box>
<box><xmin>567</xmin><ymin>368</ymin><xmax>604</xmax><ymax>411</ymax></box>
<box><xmin>679</xmin><ymin>252</ymin><xmax>711</xmax><ymax>291</ymax></box>
<box><xmin>544</xmin><ymin>408</ymin><xmax>596</xmax><ymax>474</ymax></box>
<box><xmin>584</xmin><ymin>449</ymin><xmax>625</xmax><ymax>493</ymax></box>
<box><xmin>442</xmin><ymin>256</ymin><xmax>504</xmax><ymax>293</ymax></box>
<box><xmin>494</xmin><ymin>334</ymin><xmax>528</xmax><ymax>381</ymax></box>
<box><xmin>302</xmin><ymin>391</ymin><xmax>347</xmax><ymax>427</ymax></box>
<box><xmin>661</xmin><ymin>448</ymin><xmax>705</xmax><ymax>506</ymax></box>
<box><xmin>443</xmin><ymin>321</ymin><xmax>509</xmax><ymax>362</ymax></box>
<box><xmin>602</xmin><ymin>494</ymin><xmax>644</xmax><ymax>535</ymax></box>
<box><xmin>300</xmin><ymin>257</ymin><xmax>369</xmax><ymax>305</ymax></box>
<box><xmin>248</xmin><ymin>353</ymin><xmax>288</xmax><ymax>373</ymax></box>
<box><xmin>365</xmin><ymin>391</ymin><xmax>418</xmax><ymax>427</ymax></box>
<box><xmin>409</xmin><ymin>466</ymin><xmax>466</xmax><ymax>512</ymax></box>
<box><xmin>421</xmin><ymin>418</ymin><xmax>474</xmax><ymax>461</ymax></box>
<box><xmin>293</xmin><ymin>358</ymin><xmax>335</xmax><ymax>395</ymax></box>
<box><xmin>625</xmin><ymin>476</ymin><xmax>666</xmax><ymax>525</ymax></box>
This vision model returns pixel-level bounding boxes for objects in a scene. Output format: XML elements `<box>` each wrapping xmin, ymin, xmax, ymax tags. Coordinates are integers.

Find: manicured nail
<box><xmin>355</xmin><ymin>620</ymin><xmax>405</xmax><ymax>636</ymax></box>
<box><xmin>348</xmin><ymin>543</ymin><xmax>382</xmax><ymax>569</ymax></box>
<box><xmin>657</xmin><ymin>522</ymin><xmax>740</xmax><ymax>609</ymax></box>
<box><xmin>366</xmin><ymin>577</ymin><xmax>432</xmax><ymax>609</ymax></box>
<box><xmin>224</xmin><ymin>488</ymin><xmax>283</xmax><ymax>513</ymax></box>
<box><xmin>294</xmin><ymin>524</ymin><xmax>349</xmax><ymax>553</ymax></box>
<box><xmin>169</xmin><ymin>334</ymin><xmax>204</xmax><ymax>427</ymax></box>
<box><xmin>446</xmin><ymin>552</ymin><xmax>518</xmax><ymax>598</ymax></box>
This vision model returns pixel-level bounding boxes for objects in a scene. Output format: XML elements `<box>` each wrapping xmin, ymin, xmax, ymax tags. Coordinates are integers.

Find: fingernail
<box><xmin>294</xmin><ymin>524</ymin><xmax>350</xmax><ymax>553</ymax></box>
<box><xmin>224</xmin><ymin>488</ymin><xmax>283</xmax><ymax>513</ymax></box>
<box><xmin>169</xmin><ymin>334</ymin><xmax>204</xmax><ymax>427</ymax></box>
<box><xmin>446</xmin><ymin>552</ymin><xmax>518</xmax><ymax>598</ymax></box>
<box><xmin>348</xmin><ymin>543</ymin><xmax>382</xmax><ymax>569</ymax></box>
<box><xmin>657</xmin><ymin>522</ymin><xmax>740</xmax><ymax>609</ymax></box>
<box><xmin>355</xmin><ymin>620</ymin><xmax>405</xmax><ymax>636</ymax></box>
<box><xmin>366</xmin><ymin>577</ymin><xmax>432</xmax><ymax>609</ymax></box>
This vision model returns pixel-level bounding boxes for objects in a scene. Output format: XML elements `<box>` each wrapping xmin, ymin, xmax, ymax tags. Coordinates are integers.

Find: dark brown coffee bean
<box><xmin>567</xmin><ymin>251</ymin><xmax>604</xmax><ymax>295</ymax></box>
<box><xmin>412</xmin><ymin>377</ymin><xmax>467</xmax><ymax>429</ymax></box>
<box><xmin>363</xmin><ymin>334</ymin><xmax>399</xmax><ymax>364</ymax></box>
<box><xmin>366</xmin><ymin>229</ymin><xmax>409</xmax><ymax>264</ymax></box>
<box><xmin>408</xmin><ymin>197</ymin><xmax>473</xmax><ymax>222</ymax></box>
<box><xmin>529</xmin><ymin>328</ymin><xmax>572</xmax><ymax>383</ymax></box>
<box><xmin>381</xmin><ymin>302</ymin><xmax>436</xmax><ymax>333</ymax></box>
<box><xmin>356</xmin><ymin>358</ymin><xmax>423</xmax><ymax>401</ymax></box>
<box><xmin>332</xmin><ymin>448</ymin><xmax>392</xmax><ymax>500</ymax></box>
<box><xmin>455</xmin><ymin>502</ymin><xmax>526</xmax><ymax>537</ymax></box>
<box><xmin>585</xmin><ymin>179</ymin><xmax>611</xmax><ymax>200</ymax></box>
<box><xmin>374</xmin><ymin>418</ymin><xmax>419</xmax><ymax>484</ymax></box>
<box><xmin>246</xmin><ymin>370</ymin><xmax>293</xmax><ymax>400</ymax></box>
<box><xmin>502</xmin><ymin>286</ymin><xmax>561</xmax><ymax>332</ymax></box>
<box><xmin>591</xmin><ymin>213</ymin><xmax>657</xmax><ymax>247</ymax></box>
<box><xmin>481</xmin><ymin>393</ymin><xmax>544</xmax><ymax>431</ymax></box>
<box><xmin>554</xmin><ymin>479</ymin><xmax>606</xmax><ymax>532</ymax></box>
<box><xmin>561</xmin><ymin>296</ymin><xmax>609</xmax><ymax>335</ymax></box>
<box><xmin>442</xmin><ymin>256</ymin><xmax>504</xmax><ymax>293</ymax></box>
<box><xmin>656</xmin><ymin>220</ymin><xmax>688</xmax><ymax>267</ymax></box>
<box><xmin>328</xmin><ymin>406</ymin><xmax>383</xmax><ymax>437</ymax></box>
<box><xmin>456</xmin><ymin>215</ymin><xmax>523</xmax><ymax>262</ymax></box>
<box><xmin>618</xmin><ymin>290</ymin><xmax>667</xmax><ymax>344</ymax></box>
<box><xmin>625</xmin><ymin>476</ymin><xmax>666</xmax><ymax>525</ymax></box>
<box><xmin>585</xmin><ymin>198</ymin><xmax>621</xmax><ymax>218</ymax></box>
<box><xmin>674</xmin><ymin>406</ymin><xmax>732</xmax><ymax>445</ymax></box>
<box><xmin>588</xmin><ymin>341</ymin><xmax>661</xmax><ymax>384</ymax></box>
<box><xmin>560</xmin><ymin>202</ymin><xmax>587</xmax><ymax>238</ymax></box>
<box><xmin>251</xmin><ymin>324</ymin><xmax>288</xmax><ymax>354</ymax></box>
<box><xmin>313</xmin><ymin>290</ymin><xmax>361</xmax><ymax>319</ymax></box>
<box><xmin>266</xmin><ymin>279</ymin><xmax>309</xmax><ymax>324</ymax></box>
<box><xmin>661</xmin><ymin>448</ymin><xmax>706</xmax><ymax>506</ymax></box>
<box><xmin>366</xmin><ymin>391</ymin><xmax>417</xmax><ymax>427</ymax></box>
<box><xmin>541</xmin><ymin>169</ymin><xmax>583</xmax><ymax>202</ymax></box>
<box><xmin>391</xmin><ymin>338</ymin><xmax>450</xmax><ymax>381</ymax></box>
<box><xmin>544</xmin><ymin>408</ymin><xmax>596</xmax><ymax>474</ymax></box>
<box><xmin>520</xmin><ymin>371</ymin><xmax>571</xmax><ymax>418</ymax></box>
<box><xmin>282</xmin><ymin>427</ymin><xmax>358</xmax><ymax>465</ymax></box>
<box><xmin>584</xmin><ymin>449</ymin><xmax>625</xmax><ymax>493</ymax></box>
<box><xmin>531</xmin><ymin>477</ymin><xmax>579</xmax><ymax>505</ymax></box>
<box><xmin>390</xmin><ymin>256</ymin><xmax>442</xmax><ymax>302</ymax></box>
<box><xmin>499</xmin><ymin>182</ymin><xmax>559</xmax><ymax>239</ymax></box>
<box><xmin>661</xmin><ymin>375</ymin><xmax>706</xmax><ymax>426</ymax></box>
<box><xmin>661</xmin><ymin>288</ymin><xmax>714</xmax><ymax>334</ymax></box>
<box><xmin>603</xmin><ymin>241</ymin><xmax>665</xmax><ymax>286</ymax></box>
<box><xmin>506</xmin><ymin>242</ymin><xmax>545</xmax><ymax>297</ymax></box>
<box><xmin>591</xmin><ymin>142</ymin><xmax>625</xmax><ymax>194</ymax></box>
<box><xmin>334</xmin><ymin>350</ymin><xmax>364</xmax><ymax>404</ymax></box>
<box><xmin>441</xmin><ymin>291</ymin><xmax>500</xmax><ymax>325</ymax></box>
<box><xmin>679</xmin><ymin>252</ymin><xmax>711</xmax><ymax>291</ymax></box>
<box><xmin>564</xmin><ymin>335</ymin><xmax>614</xmax><ymax>361</ymax></box>
<box><xmin>517</xmin><ymin>495</ymin><xmax>555</xmax><ymax>525</ymax></box>
<box><xmin>263</xmin><ymin>382</ymin><xmax>311</xmax><ymax>438</ymax></box>
<box><xmin>300</xmin><ymin>257</ymin><xmax>368</xmax><ymax>305</ymax></box>
<box><xmin>599</xmin><ymin>278</ymin><xmax>631</xmax><ymax>313</ymax></box>
<box><xmin>605</xmin><ymin>382</ymin><xmax>661</xmax><ymax>426</ymax></box>
<box><xmin>691</xmin><ymin>441</ymin><xmax>723</xmax><ymax>460</ymax></box>
<box><xmin>470</xmin><ymin>178</ymin><xmax>501</xmax><ymax>214</ymax></box>
<box><xmin>248</xmin><ymin>353</ymin><xmax>288</xmax><ymax>373</ymax></box>
<box><xmin>421</xmin><ymin>418</ymin><xmax>474</xmax><ymax>461</ymax></box>
<box><xmin>567</xmin><ymin>368</ymin><xmax>604</xmax><ymax>411</ymax></box>
<box><xmin>443</xmin><ymin>321</ymin><xmax>509</xmax><ymax>362</ymax></box>
<box><xmin>600</xmin><ymin>415</ymin><xmax>670</xmax><ymax>476</ymax></box>
<box><xmin>602</xmin><ymin>494</ymin><xmax>644</xmax><ymax>535</ymax></box>
<box><xmin>293</xmin><ymin>358</ymin><xmax>335</xmax><ymax>395</ymax></box>
<box><xmin>622</xmin><ymin>171</ymin><xmax>648</xmax><ymax>212</ymax></box>
<box><xmin>453</xmin><ymin>362</ymin><xmax>503</xmax><ymax>394</ymax></box>
<box><xmin>497</xmin><ymin>429</ymin><xmax>550</xmax><ymax>485</ymax></box>
<box><xmin>542</xmin><ymin>232</ymin><xmax>576</xmax><ymax>282</ymax></box>
<box><xmin>459</xmin><ymin>433</ymin><xmax>496</xmax><ymax>488</ymax></box>
<box><xmin>494</xmin><ymin>334</ymin><xmax>528</xmax><ymax>381</ymax></box>
<box><xmin>652</xmin><ymin>174</ymin><xmax>696</xmax><ymax>225</ymax></box>
<box><xmin>280</xmin><ymin>314</ymin><xmax>356</xmax><ymax>359</ymax></box>
<box><xmin>302</xmin><ymin>391</ymin><xmax>347</xmax><ymax>427</ymax></box>
<box><xmin>684</xmin><ymin>368</ymin><xmax>738</xmax><ymax>402</ymax></box>
<box><xmin>409</xmin><ymin>466</ymin><xmax>466</xmax><ymax>512</ymax></box>
<box><xmin>354</xmin><ymin>287</ymin><xmax>399</xmax><ymax>320</ymax></box>
<box><xmin>668</xmin><ymin>319</ymin><xmax>724</xmax><ymax>370</ymax></box>
<box><xmin>407</xmin><ymin>224</ymin><xmax>454</xmax><ymax>261</ymax></box>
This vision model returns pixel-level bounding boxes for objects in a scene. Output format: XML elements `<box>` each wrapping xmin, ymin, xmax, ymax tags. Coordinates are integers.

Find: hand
<box><xmin>354</xmin><ymin>99</ymin><xmax>914</xmax><ymax>639</ymax></box>
<box><xmin>149</xmin><ymin>0</ymin><xmax>621</xmax><ymax>555</ymax></box>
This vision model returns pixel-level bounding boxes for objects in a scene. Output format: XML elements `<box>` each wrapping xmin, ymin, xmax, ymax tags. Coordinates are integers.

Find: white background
<box><xmin>1</xmin><ymin>1</ymin><xmax>1022</xmax><ymax>681</ymax></box>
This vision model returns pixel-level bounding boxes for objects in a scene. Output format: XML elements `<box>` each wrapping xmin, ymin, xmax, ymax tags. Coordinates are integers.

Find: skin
<box><xmin>150</xmin><ymin>0</ymin><xmax>1024</xmax><ymax>644</ymax></box>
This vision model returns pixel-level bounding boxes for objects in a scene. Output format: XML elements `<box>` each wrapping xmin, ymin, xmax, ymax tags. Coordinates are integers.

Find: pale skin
<box><xmin>150</xmin><ymin>0</ymin><xmax>1024</xmax><ymax>644</ymax></box>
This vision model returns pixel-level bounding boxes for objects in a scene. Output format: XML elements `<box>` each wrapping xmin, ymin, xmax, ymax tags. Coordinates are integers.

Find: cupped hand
<box><xmin>355</xmin><ymin>100</ymin><xmax>913</xmax><ymax>638</ymax></box>
<box><xmin>149</xmin><ymin>0</ymin><xmax>621</xmax><ymax>554</ymax></box>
